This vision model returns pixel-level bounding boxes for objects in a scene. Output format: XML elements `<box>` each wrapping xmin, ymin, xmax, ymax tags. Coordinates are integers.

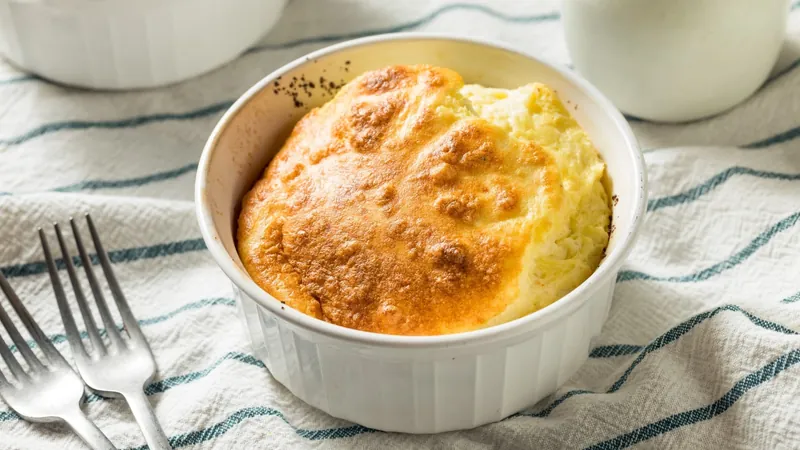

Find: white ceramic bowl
<box><xmin>562</xmin><ymin>0</ymin><xmax>790</xmax><ymax>122</ymax></box>
<box><xmin>0</xmin><ymin>0</ymin><xmax>286</xmax><ymax>90</ymax></box>
<box><xmin>196</xmin><ymin>33</ymin><xmax>647</xmax><ymax>434</ymax></box>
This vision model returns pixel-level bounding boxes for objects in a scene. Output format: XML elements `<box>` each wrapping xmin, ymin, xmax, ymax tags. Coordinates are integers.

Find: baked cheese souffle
<box><xmin>237</xmin><ymin>65</ymin><xmax>611</xmax><ymax>336</ymax></box>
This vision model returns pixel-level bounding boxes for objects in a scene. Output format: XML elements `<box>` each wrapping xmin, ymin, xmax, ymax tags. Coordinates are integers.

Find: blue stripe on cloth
<box><xmin>782</xmin><ymin>291</ymin><xmax>800</xmax><ymax>304</ymax></box>
<box><xmin>605</xmin><ymin>304</ymin><xmax>797</xmax><ymax>394</ymax></box>
<box><xmin>0</xmin><ymin>411</ymin><xmax>19</xmax><ymax>422</ymax></box>
<box><xmin>247</xmin><ymin>4</ymin><xmax>560</xmax><ymax>52</ymax></box>
<box><xmin>52</xmin><ymin>163</ymin><xmax>198</xmax><ymax>193</ymax></box>
<box><xmin>0</xmin><ymin>74</ymin><xmax>38</xmax><ymax>86</ymax></box>
<box><xmin>743</xmin><ymin>125</ymin><xmax>800</xmax><ymax>149</ymax></box>
<box><xmin>0</xmin><ymin>238</ymin><xmax>207</xmax><ymax>279</ymax></box>
<box><xmin>137</xmin><ymin>297</ymin><xmax>234</xmax><ymax>326</ymax></box>
<box><xmin>518</xmin><ymin>304</ymin><xmax>797</xmax><ymax>418</ymax></box>
<box><xmin>4</xmin><ymin>103</ymin><xmax>796</xmax><ymax>152</ymax></box>
<box><xmin>1</xmin><ymin>401</ymin><xmax>74</xmax><ymax>422</ymax></box>
<box><xmin>523</xmin><ymin>389</ymin><xmax>594</xmax><ymax>418</ymax></box>
<box><xmin>4</xmin><ymin>297</ymin><xmax>235</xmax><ymax>354</ymax></box>
<box><xmin>617</xmin><ymin>211</ymin><xmax>800</xmax><ymax>283</ymax></box>
<box><xmin>84</xmin><ymin>351</ymin><xmax>263</xmax><ymax>403</ymax></box>
<box><xmin>647</xmin><ymin>167</ymin><xmax>800</xmax><ymax>213</ymax></box>
<box><xmin>4</xmin><ymin>76</ymin><xmax>800</xmax><ymax>150</ymax></box>
<box><xmin>2</xmin><ymin>195</ymin><xmax>794</xmax><ymax>285</ymax></box>
<box><xmin>589</xmin><ymin>344</ymin><xmax>644</xmax><ymax>358</ymax></box>
<box><xmin>584</xmin><ymin>348</ymin><xmax>800</xmax><ymax>450</ymax></box>
<box><xmin>1</xmin><ymin>349</ymin><xmax>258</xmax><ymax>423</ymax></box>
<box><xmin>143</xmin><ymin>352</ymin><xmax>264</xmax><ymax>396</ymax></box>
<box><xmin>0</xmin><ymin>101</ymin><xmax>233</xmax><ymax>147</ymax></box>
<box><xmin>3</xmin><ymin>152</ymin><xmax>796</xmax><ymax>201</ymax></box>
<box><xmin>0</xmin><ymin>163</ymin><xmax>198</xmax><ymax>196</ymax></box>
<box><xmin>126</xmin><ymin>407</ymin><xmax>375</xmax><ymax>450</ymax></box>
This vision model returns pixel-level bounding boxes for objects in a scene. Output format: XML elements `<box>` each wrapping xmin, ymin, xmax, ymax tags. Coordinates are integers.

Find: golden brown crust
<box><xmin>237</xmin><ymin>65</ymin><xmax>577</xmax><ymax>335</ymax></box>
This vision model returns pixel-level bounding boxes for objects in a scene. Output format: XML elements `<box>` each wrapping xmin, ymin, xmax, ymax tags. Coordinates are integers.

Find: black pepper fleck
<box><xmin>608</xmin><ymin>213</ymin><xmax>615</xmax><ymax>235</ymax></box>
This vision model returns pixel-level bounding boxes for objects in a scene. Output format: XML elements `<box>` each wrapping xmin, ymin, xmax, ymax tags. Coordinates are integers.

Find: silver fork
<box><xmin>40</xmin><ymin>214</ymin><xmax>172</xmax><ymax>450</ymax></box>
<box><xmin>0</xmin><ymin>273</ymin><xmax>115</xmax><ymax>449</ymax></box>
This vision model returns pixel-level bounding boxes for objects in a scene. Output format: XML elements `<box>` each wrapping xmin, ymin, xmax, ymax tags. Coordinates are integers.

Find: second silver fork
<box><xmin>40</xmin><ymin>214</ymin><xmax>172</xmax><ymax>450</ymax></box>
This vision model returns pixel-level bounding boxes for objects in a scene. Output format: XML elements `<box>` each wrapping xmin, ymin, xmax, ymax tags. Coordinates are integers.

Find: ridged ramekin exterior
<box><xmin>0</xmin><ymin>0</ymin><xmax>286</xmax><ymax>89</ymax></box>
<box><xmin>236</xmin><ymin>278</ymin><xmax>615</xmax><ymax>433</ymax></box>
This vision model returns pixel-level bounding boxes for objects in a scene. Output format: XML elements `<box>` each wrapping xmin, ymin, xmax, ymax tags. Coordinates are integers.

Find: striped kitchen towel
<box><xmin>1</xmin><ymin>0</ymin><xmax>799</xmax><ymax>448</ymax></box>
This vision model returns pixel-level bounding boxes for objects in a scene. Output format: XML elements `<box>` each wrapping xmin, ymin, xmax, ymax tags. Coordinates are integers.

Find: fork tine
<box><xmin>69</xmin><ymin>218</ymin><xmax>126</xmax><ymax>350</ymax></box>
<box><xmin>54</xmin><ymin>224</ymin><xmax>106</xmax><ymax>357</ymax></box>
<box><xmin>85</xmin><ymin>214</ymin><xmax>145</xmax><ymax>341</ymax></box>
<box><xmin>39</xmin><ymin>228</ymin><xmax>89</xmax><ymax>361</ymax></box>
<box><xmin>0</xmin><ymin>285</ymin><xmax>45</xmax><ymax>373</ymax></box>
<box><xmin>0</xmin><ymin>332</ymin><xmax>27</xmax><ymax>383</ymax></box>
<box><xmin>0</xmin><ymin>270</ymin><xmax>68</xmax><ymax>368</ymax></box>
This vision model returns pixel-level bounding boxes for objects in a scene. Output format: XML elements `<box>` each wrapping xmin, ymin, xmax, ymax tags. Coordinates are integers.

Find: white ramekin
<box><xmin>195</xmin><ymin>33</ymin><xmax>647</xmax><ymax>434</ymax></box>
<box><xmin>0</xmin><ymin>0</ymin><xmax>286</xmax><ymax>90</ymax></box>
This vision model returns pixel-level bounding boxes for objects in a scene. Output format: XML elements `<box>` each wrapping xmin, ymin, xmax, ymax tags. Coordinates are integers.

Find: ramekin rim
<box><xmin>195</xmin><ymin>32</ymin><xmax>647</xmax><ymax>348</ymax></box>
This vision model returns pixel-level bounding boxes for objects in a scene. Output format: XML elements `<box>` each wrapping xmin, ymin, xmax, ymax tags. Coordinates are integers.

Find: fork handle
<box><xmin>63</xmin><ymin>408</ymin><xmax>116</xmax><ymax>450</ymax></box>
<box><xmin>122</xmin><ymin>390</ymin><xmax>173</xmax><ymax>450</ymax></box>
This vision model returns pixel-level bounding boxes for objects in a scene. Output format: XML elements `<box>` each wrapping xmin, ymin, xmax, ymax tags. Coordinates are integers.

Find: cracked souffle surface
<box><xmin>237</xmin><ymin>64</ymin><xmax>610</xmax><ymax>336</ymax></box>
